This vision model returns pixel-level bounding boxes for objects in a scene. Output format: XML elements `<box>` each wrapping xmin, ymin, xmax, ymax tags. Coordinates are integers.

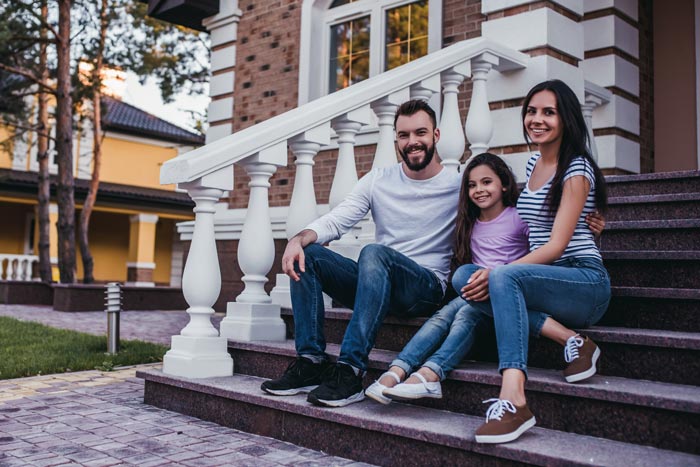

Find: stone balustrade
<box><xmin>159</xmin><ymin>37</ymin><xmax>529</xmax><ymax>378</ymax></box>
<box><xmin>0</xmin><ymin>254</ymin><xmax>39</xmax><ymax>281</ymax></box>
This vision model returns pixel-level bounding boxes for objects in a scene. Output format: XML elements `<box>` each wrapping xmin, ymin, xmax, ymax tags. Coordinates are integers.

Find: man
<box><xmin>261</xmin><ymin>100</ymin><xmax>461</xmax><ymax>407</ymax></box>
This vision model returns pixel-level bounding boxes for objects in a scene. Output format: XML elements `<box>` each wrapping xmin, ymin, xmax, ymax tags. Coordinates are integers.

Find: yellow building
<box><xmin>0</xmin><ymin>95</ymin><xmax>201</xmax><ymax>286</ymax></box>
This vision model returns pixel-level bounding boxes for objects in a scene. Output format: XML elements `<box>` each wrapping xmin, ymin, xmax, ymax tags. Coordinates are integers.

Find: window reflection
<box><xmin>385</xmin><ymin>1</ymin><xmax>428</xmax><ymax>71</ymax></box>
<box><xmin>329</xmin><ymin>15</ymin><xmax>370</xmax><ymax>92</ymax></box>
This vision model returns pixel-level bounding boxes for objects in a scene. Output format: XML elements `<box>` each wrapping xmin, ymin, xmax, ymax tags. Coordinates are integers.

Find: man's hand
<box><xmin>585</xmin><ymin>212</ymin><xmax>606</xmax><ymax>238</ymax></box>
<box><xmin>461</xmin><ymin>268</ymin><xmax>490</xmax><ymax>302</ymax></box>
<box><xmin>281</xmin><ymin>229</ymin><xmax>318</xmax><ymax>281</ymax></box>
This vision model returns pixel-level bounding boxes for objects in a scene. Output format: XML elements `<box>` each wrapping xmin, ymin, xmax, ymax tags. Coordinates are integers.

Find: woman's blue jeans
<box><xmin>391</xmin><ymin>264</ymin><xmax>543</xmax><ymax>380</ymax></box>
<box><xmin>488</xmin><ymin>257</ymin><xmax>611</xmax><ymax>377</ymax></box>
<box><xmin>291</xmin><ymin>243</ymin><xmax>444</xmax><ymax>372</ymax></box>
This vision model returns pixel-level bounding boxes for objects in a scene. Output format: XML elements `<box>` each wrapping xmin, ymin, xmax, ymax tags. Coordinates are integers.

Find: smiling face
<box><xmin>467</xmin><ymin>163</ymin><xmax>507</xmax><ymax>219</ymax></box>
<box><xmin>396</xmin><ymin>110</ymin><xmax>439</xmax><ymax>172</ymax></box>
<box><xmin>524</xmin><ymin>90</ymin><xmax>563</xmax><ymax>151</ymax></box>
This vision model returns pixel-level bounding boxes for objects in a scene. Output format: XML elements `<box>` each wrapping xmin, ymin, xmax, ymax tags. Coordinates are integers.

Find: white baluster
<box><xmin>163</xmin><ymin>169</ymin><xmax>234</xmax><ymax>378</ymax></box>
<box><xmin>371</xmin><ymin>88</ymin><xmax>410</xmax><ymax>169</ymax></box>
<box><xmin>285</xmin><ymin>124</ymin><xmax>331</xmax><ymax>239</ymax></box>
<box><xmin>8</xmin><ymin>257</ymin><xmax>17</xmax><ymax>281</ymax></box>
<box><xmin>222</xmin><ymin>143</ymin><xmax>288</xmax><ymax>341</ymax></box>
<box><xmin>410</xmin><ymin>75</ymin><xmax>441</xmax><ymax>103</ymax></box>
<box><xmin>465</xmin><ymin>53</ymin><xmax>499</xmax><ymax>159</ymax></box>
<box><xmin>327</xmin><ymin>107</ymin><xmax>371</xmax><ymax>261</ymax></box>
<box><xmin>436</xmin><ymin>63</ymin><xmax>470</xmax><ymax>171</ymax></box>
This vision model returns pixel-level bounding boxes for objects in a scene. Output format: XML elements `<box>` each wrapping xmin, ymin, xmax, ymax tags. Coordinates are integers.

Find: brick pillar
<box><xmin>126</xmin><ymin>214</ymin><xmax>159</xmax><ymax>287</ymax></box>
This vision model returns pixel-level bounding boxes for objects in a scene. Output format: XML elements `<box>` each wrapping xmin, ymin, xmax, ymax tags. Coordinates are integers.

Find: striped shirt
<box><xmin>516</xmin><ymin>153</ymin><xmax>602</xmax><ymax>262</ymax></box>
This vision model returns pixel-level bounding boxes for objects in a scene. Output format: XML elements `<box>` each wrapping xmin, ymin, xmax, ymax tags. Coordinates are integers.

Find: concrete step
<box><xmin>137</xmin><ymin>369</ymin><xmax>700</xmax><ymax>467</ymax></box>
<box><xmin>279</xmin><ymin>308</ymin><xmax>700</xmax><ymax>385</ymax></box>
<box><xmin>599</xmin><ymin>219</ymin><xmax>700</xmax><ymax>252</ymax></box>
<box><xmin>602</xmin><ymin>252</ymin><xmax>700</xmax><ymax>289</ymax></box>
<box><xmin>600</xmin><ymin>287</ymin><xmax>700</xmax><ymax>332</ymax></box>
<box><xmin>605</xmin><ymin>170</ymin><xmax>700</xmax><ymax>198</ymax></box>
<box><xmin>606</xmin><ymin>192</ymin><xmax>700</xmax><ymax>222</ymax></box>
<box><xmin>223</xmin><ymin>340</ymin><xmax>700</xmax><ymax>454</ymax></box>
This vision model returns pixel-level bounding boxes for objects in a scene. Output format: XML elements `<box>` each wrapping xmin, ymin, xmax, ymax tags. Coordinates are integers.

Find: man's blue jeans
<box><xmin>391</xmin><ymin>264</ymin><xmax>543</xmax><ymax>380</ymax></box>
<box><xmin>291</xmin><ymin>243</ymin><xmax>444</xmax><ymax>372</ymax></box>
<box><xmin>489</xmin><ymin>257</ymin><xmax>611</xmax><ymax>377</ymax></box>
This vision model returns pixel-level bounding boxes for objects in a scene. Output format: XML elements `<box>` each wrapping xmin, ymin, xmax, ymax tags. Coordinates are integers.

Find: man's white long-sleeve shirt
<box><xmin>306</xmin><ymin>163</ymin><xmax>461</xmax><ymax>283</ymax></box>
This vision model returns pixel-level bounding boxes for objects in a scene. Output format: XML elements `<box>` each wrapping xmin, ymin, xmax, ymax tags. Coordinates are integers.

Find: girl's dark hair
<box><xmin>521</xmin><ymin>79</ymin><xmax>607</xmax><ymax>214</ymax></box>
<box><xmin>453</xmin><ymin>153</ymin><xmax>519</xmax><ymax>267</ymax></box>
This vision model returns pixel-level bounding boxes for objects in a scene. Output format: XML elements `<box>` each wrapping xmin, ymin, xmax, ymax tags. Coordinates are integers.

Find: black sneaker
<box><xmin>307</xmin><ymin>363</ymin><xmax>365</xmax><ymax>407</ymax></box>
<box><xmin>261</xmin><ymin>357</ymin><xmax>329</xmax><ymax>396</ymax></box>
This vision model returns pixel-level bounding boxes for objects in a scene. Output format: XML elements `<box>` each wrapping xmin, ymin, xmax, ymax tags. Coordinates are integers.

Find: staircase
<box><xmin>138</xmin><ymin>170</ymin><xmax>700</xmax><ymax>466</ymax></box>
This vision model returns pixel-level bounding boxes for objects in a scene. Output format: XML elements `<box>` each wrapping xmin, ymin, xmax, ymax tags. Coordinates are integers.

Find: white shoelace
<box><xmin>482</xmin><ymin>398</ymin><xmax>516</xmax><ymax>422</ymax></box>
<box><xmin>564</xmin><ymin>334</ymin><xmax>584</xmax><ymax>363</ymax></box>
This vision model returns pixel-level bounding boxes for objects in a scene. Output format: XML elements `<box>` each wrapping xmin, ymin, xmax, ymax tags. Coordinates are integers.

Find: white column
<box><xmin>581</xmin><ymin>100</ymin><xmax>599</xmax><ymax>162</ymax></box>
<box><xmin>370</xmin><ymin>88</ymin><xmax>410</xmax><ymax>169</ymax></box>
<box><xmin>436</xmin><ymin>63</ymin><xmax>470</xmax><ymax>170</ymax></box>
<box><xmin>285</xmin><ymin>124</ymin><xmax>331</xmax><ymax>239</ymax></box>
<box><xmin>465</xmin><ymin>53</ymin><xmax>499</xmax><ymax>159</ymax></box>
<box><xmin>163</xmin><ymin>173</ymin><xmax>233</xmax><ymax>378</ymax></box>
<box><xmin>220</xmin><ymin>160</ymin><xmax>286</xmax><ymax>341</ymax></box>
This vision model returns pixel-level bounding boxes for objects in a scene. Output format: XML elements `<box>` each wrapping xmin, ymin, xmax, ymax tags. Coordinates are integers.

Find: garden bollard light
<box><xmin>105</xmin><ymin>282</ymin><xmax>122</xmax><ymax>354</ymax></box>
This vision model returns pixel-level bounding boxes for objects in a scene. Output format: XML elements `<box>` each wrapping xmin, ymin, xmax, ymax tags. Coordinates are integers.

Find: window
<box><xmin>299</xmin><ymin>0</ymin><xmax>441</xmax><ymax>103</ymax></box>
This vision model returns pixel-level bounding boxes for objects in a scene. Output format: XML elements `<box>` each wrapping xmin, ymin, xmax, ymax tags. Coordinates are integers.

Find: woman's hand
<box><xmin>461</xmin><ymin>269</ymin><xmax>490</xmax><ymax>302</ymax></box>
<box><xmin>585</xmin><ymin>212</ymin><xmax>605</xmax><ymax>238</ymax></box>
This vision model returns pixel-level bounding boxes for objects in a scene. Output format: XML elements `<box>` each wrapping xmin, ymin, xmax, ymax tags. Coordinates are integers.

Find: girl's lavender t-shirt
<box><xmin>471</xmin><ymin>206</ymin><xmax>530</xmax><ymax>269</ymax></box>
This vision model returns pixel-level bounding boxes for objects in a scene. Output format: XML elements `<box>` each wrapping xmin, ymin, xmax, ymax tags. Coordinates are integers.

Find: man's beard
<box><xmin>399</xmin><ymin>139</ymin><xmax>436</xmax><ymax>172</ymax></box>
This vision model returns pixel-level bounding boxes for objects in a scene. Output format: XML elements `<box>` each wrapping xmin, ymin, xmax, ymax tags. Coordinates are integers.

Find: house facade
<box><xmin>0</xmin><ymin>92</ymin><xmax>202</xmax><ymax>286</ymax></box>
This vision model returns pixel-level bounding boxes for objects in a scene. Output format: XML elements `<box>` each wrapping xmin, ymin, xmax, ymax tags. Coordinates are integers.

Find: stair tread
<box><xmin>606</xmin><ymin>219</ymin><xmax>700</xmax><ymax>229</ymax></box>
<box><xmin>228</xmin><ymin>340</ymin><xmax>700</xmax><ymax>414</ymax></box>
<box><xmin>138</xmin><ymin>369</ymin><xmax>699</xmax><ymax>467</ymax></box>
<box><xmin>610</xmin><ymin>286</ymin><xmax>700</xmax><ymax>300</ymax></box>
<box><xmin>281</xmin><ymin>308</ymin><xmax>700</xmax><ymax>349</ymax></box>
<box><xmin>608</xmin><ymin>192</ymin><xmax>700</xmax><ymax>204</ymax></box>
<box><xmin>605</xmin><ymin>170</ymin><xmax>700</xmax><ymax>184</ymax></box>
<box><xmin>603</xmin><ymin>250</ymin><xmax>700</xmax><ymax>260</ymax></box>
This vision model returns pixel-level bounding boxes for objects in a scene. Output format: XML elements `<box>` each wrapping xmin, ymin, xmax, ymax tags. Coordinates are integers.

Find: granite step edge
<box><xmin>608</xmin><ymin>192</ymin><xmax>700</xmax><ymax>204</ymax></box>
<box><xmin>280</xmin><ymin>308</ymin><xmax>700</xmax><ymax>349</ymax></box>
<box><xmin>602</xmin><ymin>251</ymin><xmax>700</xmax><ymax>260</ymax></box>
<box><xmin>227</xmin><ymin>340</ymin><xmax>700</xmax><ymax>414</ymax></box>
<box><xmin>137</xmin><ymin>369</ymin><xmax>699</xmax><ymax>467</ymax></box>
<box><xmin>609</xmin><ymin>286</ymin><xmax>700</xmax><ymax>300</ymax></box>
<box><xmin>605</xmin><ymin>219</ymin><xmax>700</xmax><ymax>230</ymax></box>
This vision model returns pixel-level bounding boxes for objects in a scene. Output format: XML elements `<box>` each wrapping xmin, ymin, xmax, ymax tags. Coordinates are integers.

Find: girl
<box><xmin>474</xmin><ymin>80</ymin><xmax>610</xmax><ymax>444</ymax></box>
<box><xmin>365</xmin><ymin>154</ymin><xmax>603</xmax><ymax>404</ymax></box>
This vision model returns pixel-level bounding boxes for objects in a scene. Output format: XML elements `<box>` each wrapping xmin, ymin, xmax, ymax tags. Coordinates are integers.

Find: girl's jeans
<box><xmin>489</xmin><ymin>257</ymin><xmax>611</xmax><ymax>377</ymax></box>
<box><xmin>390</xmin><ymin>264</ymin><xmax>542</xmax><ymax>380</ymax></box>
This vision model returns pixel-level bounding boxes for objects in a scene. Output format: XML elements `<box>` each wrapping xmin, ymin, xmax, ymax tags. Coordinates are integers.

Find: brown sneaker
<box><xmin>563</xmin><ymin>334</ymin><xmax>600</xmax><ymax>383</ymax></box>
<box><xmin>475</xmin><ymin>399</ymin><xmax>536</xmax><ymax>444</ymax></box>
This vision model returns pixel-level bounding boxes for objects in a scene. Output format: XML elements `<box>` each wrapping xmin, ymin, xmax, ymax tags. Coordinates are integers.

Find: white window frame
<box><xmin>298</xmin><ymin>0</ymin><xmax>442</xmax><ymax>105</ymax></box>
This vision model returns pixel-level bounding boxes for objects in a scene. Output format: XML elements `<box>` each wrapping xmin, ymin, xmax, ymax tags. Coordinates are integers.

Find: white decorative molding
<box><xmin>489</xmin><ymin>107</ymin><xmax>526</xmax><ymax>149</ymax></box>
<box><xmin>208</xmin><ymin>97</ymin><xmax>234</xmax><ymax>123</ymax></box>
<box><xmin>592</xmin><ymin>94</ymin><xmax>639</xmax><ymax>134</ymax></box>
<box><xmin>103</xmin><ymin>131</ymin><xmax>192</xmax><ymax>149</ymax></box>
<box><xmin>595</xmin><ymin>134</ymin><xmax>640</xmax><ymax>173</ymax></box>
<box><xmin>126</xmin><ymin>261</ymin><xmax>156</xmax><ymax>269</ymax></box>
<box><xmin>482</xmin><ymin>0</ymin><xmax>584</xmax><ymax>16</ymax></box>
<box><xmin>482</xmin><ymin>8</ymin><xmax>584</xmax><ymax>59</ymax></box>
<box><xmin>583</xmin><ymin>0</ymin><xmax>638</xmax><ymax>21</ymax></box>
<box><xmin>210</xmin><ymin>71</ymin><xmax>235</xmax><ymax>97</ymax></box>
<box><xmin>202</xmin><ymin>1</ymin><xmax>242</xmax><ymax>47</ymax></box>
<box><xmin>488</xmin><ymin>55</ymin><xmax>582</xmax><ymax>102</ymax></box>
<box><xmin>206</xmin><ymin>123</ymin><xmax>233</xmax><ymax>143</ymax></box>
<box><xmin>583</xmin><ymin>15</ymin><xmax>639</xmax><ymax>58</ymax></box>
<box><xmin>582</xmin><ymin>55</ymin><xmax>639</xmax><ymax>96</ymax></box>
<box><xmin>211</xmin><ymin>47</ymin><xmax>237</xmax><ymax>73</ymax></box>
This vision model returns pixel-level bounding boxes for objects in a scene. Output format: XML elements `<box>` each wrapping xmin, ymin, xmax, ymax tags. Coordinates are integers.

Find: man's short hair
<box><xmin>393</xmin><ymin>100</ymin><xmax>438</xmax><ymax>130</ymax></box>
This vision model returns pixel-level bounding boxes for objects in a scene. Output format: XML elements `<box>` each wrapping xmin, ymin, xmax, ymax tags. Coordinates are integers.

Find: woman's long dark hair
<box><xmin>521</xmin><ymin>79</ymin><xmax>607</xmax><ymax>214</ymax></box>
<box><xmin>452</xmin><ymin>153</ymin><xmax>519</xmax><ymax>268</ymax></box>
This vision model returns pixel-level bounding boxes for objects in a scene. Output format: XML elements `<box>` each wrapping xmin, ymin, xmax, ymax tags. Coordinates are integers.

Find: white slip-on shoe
<box><xmin>383</xmin><ymin>371</ymin><xmax>442</xmax><ymax>400</ymax></box>
<box><xmin>365</xmin><ymin>370</ymin><xmax>402</xmax><ymax>405</ymax></box>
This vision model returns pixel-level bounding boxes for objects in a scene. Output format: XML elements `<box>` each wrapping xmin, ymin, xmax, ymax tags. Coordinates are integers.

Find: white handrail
<box><xmin>0</xmin><ymin>254</ymin><xmax>39</xmax><ymax>281</ymax></box>
<box><xmin>160</xmin><ymin>38</ymin><xmax>528</xmax><ymax>185</ymax></box>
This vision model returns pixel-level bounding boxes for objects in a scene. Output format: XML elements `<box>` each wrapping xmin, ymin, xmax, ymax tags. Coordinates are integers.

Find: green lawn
<box><xmin>0</xmin><ymin>316</ymin><xmax>168</xmax><ymax>380</ymax></box>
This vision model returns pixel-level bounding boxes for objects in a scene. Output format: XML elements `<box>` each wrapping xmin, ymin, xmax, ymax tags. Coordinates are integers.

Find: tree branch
<box><xmin>0</xmin><ymin>63</ymin><xmax>55</xmax><ymax>93</ymax></box>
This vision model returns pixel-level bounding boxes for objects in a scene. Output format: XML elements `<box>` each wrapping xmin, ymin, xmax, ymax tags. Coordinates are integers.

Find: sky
<box><xmin>121</xmin><ymin>72</ymin><xmax>210</xmax><ymax>134</ymax></box>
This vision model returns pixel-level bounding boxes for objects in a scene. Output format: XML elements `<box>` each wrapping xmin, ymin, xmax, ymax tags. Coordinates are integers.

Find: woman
<box><xmin>474</xmin><ymin>80</ymin><xmax>611</xmax><ymax>444</ymax></box>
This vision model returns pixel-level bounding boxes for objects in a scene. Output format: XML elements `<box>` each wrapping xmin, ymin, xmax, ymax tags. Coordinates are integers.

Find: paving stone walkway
<box><xmin>0</xmin><ymin>306</ymin><xmax>376</xmax><ymax>467</ymax></box>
